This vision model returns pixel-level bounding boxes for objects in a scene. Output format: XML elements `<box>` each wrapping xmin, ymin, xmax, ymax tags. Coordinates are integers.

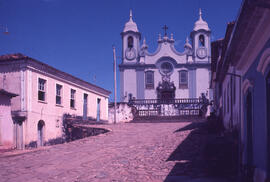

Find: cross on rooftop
<box><xmin>162</xmin><ymin>25</ymin><xmax>168</xmax><ymax>36</ymax></box>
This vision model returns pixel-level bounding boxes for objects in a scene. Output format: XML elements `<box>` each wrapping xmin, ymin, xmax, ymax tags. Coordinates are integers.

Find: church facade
<box><xmin>119</xmin><ymin>10</ymin><xmax>211</xmax><ymax>102</ymax></box>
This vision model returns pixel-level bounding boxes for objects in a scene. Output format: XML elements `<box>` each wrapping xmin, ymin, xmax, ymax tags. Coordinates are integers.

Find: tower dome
<box><xmin>193</xmin><ymin>9</ymin><xmax>210</xmax><ymax>31</ymax></box>
<box><xmin>123</xmin><ymin>10</ymin><xmax>139</xmax><ymax>32</ymax></box>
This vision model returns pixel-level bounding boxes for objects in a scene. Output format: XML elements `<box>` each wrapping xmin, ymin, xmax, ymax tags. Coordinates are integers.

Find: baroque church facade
<box><xmin>119</xmin><ymin>10</ymin><xmax>212</xmax><ymax>102</ymax></box>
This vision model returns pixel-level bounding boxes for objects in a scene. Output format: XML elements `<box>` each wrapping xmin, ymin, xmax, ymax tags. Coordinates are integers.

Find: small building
<box><xmin>211</xmin><ymin>0</ymin><xmax>270</xmax><ymax>181</ymax></box>
<box><xmin>119</xmin><ymin>10</ymin><xmax>212</xmax><ymax>102</ymax></box>
<box><xmin>0</xmin><ymin>53</ymin><xmax>110</xmax><ymax>149</ymax></box>
<box><xmin>0</xmin><ymin>89</ymin><xmax>18</xmax><ymax>148</ymax></box>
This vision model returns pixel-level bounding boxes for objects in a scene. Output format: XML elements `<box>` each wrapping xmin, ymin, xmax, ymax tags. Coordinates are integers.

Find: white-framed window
<box><xmin>38</xmin><ymin>78</ymin><xmax>46</xmax><ymax>101</ymax></box>
<box><xmin>56</xmin><ymin>84</ymin><xmax>62</xmax><ymax>105</ymax></box>
<box><xmin>145</xmin><ymin>71</ymin><xmax>154</xmax><ymax>89</ymax></box>
<box><xmin>70</xmin><ymin>89</ymin><xmax>76</xmax><ymax>108</ymax></box>
<box><xmin>179</xmin><ymin>70</ymin><xmax>188</xmax><ymax>88</ymax></box>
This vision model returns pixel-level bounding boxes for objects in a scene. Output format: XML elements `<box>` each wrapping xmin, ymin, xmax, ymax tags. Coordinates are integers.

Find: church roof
<box><xmin>193</xmin><ymin>9</ymin><xmax>210</xmax><ymax>31</ymax></box>
<box><xmin>123</xmin><ymin>10</ymin><xmax>139</xmax><ymax>33</ymax></box>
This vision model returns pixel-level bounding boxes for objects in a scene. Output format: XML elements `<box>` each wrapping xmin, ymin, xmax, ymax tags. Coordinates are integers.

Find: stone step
<box><xmin>131</xmin><ymin>116</ymin><xmax>205</xmax><ymax>123</ymax></box>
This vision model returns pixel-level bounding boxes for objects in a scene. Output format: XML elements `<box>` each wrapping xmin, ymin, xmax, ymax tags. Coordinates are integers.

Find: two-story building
<box><xmin>0</xmin><ymin>53</ymin><xmax>110</xmax><ymax>149</ymax></box>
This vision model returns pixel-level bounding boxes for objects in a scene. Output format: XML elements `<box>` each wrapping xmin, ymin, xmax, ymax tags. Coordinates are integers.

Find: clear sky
<box><xmin>0</xmin><ymin>0</ymin><xmax>242</xmax><ymax>101</ymax></box>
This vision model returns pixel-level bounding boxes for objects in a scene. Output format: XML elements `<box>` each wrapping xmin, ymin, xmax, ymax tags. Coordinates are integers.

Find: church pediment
<box><xmin>142</xmin><ymin>37</ymin><xmax>190</xmax><ymax>65</ymax></box>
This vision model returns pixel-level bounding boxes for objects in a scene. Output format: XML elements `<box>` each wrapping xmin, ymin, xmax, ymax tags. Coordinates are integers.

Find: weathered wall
<box><xmin>0</xmin><ymin>64</ymin><xmax>21</xmax><ymax>111</ymax></box>
<box><xmin>108</xmin><ymin>103</ymin><xmax>134</xmax><ymax>123</ymax></box>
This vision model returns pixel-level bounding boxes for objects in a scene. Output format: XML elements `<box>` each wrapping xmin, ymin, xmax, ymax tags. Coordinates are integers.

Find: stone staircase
<box><xmin>131</xmin><ymin>115</ymin><xmax>205</xmax><ymax>123</ymax></box>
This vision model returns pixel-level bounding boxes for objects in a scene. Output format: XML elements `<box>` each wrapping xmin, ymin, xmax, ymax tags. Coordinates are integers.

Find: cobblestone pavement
<box><xmin>0</xmin><ymin>123</ymin><xmax>234</xmax><ymax>182</ymax></box>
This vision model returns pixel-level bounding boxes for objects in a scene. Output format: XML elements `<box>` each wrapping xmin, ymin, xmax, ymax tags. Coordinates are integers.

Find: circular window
<box><xmin>160</xmin><ymin>62</ymin><xmax>174</xmax><ymax>75</ymax></box>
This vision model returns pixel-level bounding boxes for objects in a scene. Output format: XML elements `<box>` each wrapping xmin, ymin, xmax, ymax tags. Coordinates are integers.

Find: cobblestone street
<box><xmin>0</xmin><ymin>122</ymin><xmax>235</xmax><ymax>182</ymax></box>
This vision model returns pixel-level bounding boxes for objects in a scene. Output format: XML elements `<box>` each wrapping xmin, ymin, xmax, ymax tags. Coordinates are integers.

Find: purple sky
<box><xmin>0</xmin><ymin>0</ymin><xmax>242</xmax><ymax>101</ymax></box>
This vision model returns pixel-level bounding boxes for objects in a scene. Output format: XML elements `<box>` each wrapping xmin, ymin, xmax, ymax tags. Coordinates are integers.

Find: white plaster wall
<box><xmin>0</xmin><ymin>95</ymin><xmax>14</xmax><ymax>147</ymax></box>
<box><xmin>232</xmin><ymin>71</ymin><xmax>241</xmax><ymax>128</ymax></box>
<box><xmin>23</xmin><ymin>69</ymin><xmax>109</xmax><ymax>145</ymax></box>
<box><xmin>196</xmin><ymin>68</ymin><xmax>210</xmax><ymax>98</ymax></box>
<box><xmin>222</xmin><ymin>75</ymin><xmax>231</xmax><ymax>129</ymax></box>
<box><xmin>123</xmin><ymin>69</ymin><xmax>137</xmax><ymax>100</ymax></box>
<box><xmin>0</xmin><ymin>65</ymin><xmax>21</xmax><ymax>111</ymax></box>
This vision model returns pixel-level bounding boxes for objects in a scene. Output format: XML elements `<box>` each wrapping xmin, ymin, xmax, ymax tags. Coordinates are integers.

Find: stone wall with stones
<box><xmin>108</xmin><ymin>102</ymin><xmax>134</xmax><ymax>123</ymax></box>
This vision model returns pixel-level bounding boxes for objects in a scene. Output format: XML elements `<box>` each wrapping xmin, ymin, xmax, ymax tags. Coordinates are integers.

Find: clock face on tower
<box><xmin>196</xmin><ymin>47</ymin><xmax>207</xmax><ymax>59</ymax></box>
<box><xmin>125</xmin><ymin>48</ymin><xmax>136</xmax><ymax>60</ymax></box>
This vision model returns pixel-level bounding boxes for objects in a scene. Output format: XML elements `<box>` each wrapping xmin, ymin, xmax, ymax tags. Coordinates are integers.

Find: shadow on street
<box><xmin>164</xmin><ymin>120</ymin><xmax>238</xmax><ymax>182</ymax></box>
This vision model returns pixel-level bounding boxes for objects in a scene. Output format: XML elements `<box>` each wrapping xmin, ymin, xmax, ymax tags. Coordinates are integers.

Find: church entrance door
<box><xmin>266</xmin><ymin>73</ymin><xmax>270</xmax><ymax>176</ymax></box>
<box><xmin>160</xmin><ymin>91</ymin><xmax>174</xmax><ymax>100</ymax></box>
<box><xmin>156</xmin><ymin>80</ymin><xmax>176</xmax><ymax>101</ymax></box>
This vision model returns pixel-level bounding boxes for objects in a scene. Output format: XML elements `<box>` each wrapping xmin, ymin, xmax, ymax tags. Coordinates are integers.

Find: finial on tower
<box><xmin>142</xmin><ymin>37</ymin><xmax>148</xmax><ymax>49</ymax></box>
<box><xmin>186</xmin><ymin>37</ymin><xmax>189</xmax><ymax>43</ymax></box>
<box><xmin>170</xmin><ymin>33</ymin><xmax>174</xmax><ymax>40</ymax></box>
<box><xmin>158</xmin><ymin>33</ymin><xmax>162</xmax><ymax>41</ymax></box>
<box><xmin>199</xmin><ymin>8</ymin><xmax>202</xmax><ymax>20</ymax></box>
<box><xmin>130</xmin><ymin>9</ymin><xmax>133</xmax><ymax>21</ymax></box>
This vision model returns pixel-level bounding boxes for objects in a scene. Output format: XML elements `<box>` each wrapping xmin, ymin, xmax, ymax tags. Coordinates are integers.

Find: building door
<box><xmin>14</xmin><ymin>121</ymin><xmax>23</xmax><ymax>149</ymax></box>
<box><xmin>83</xmin><ymin>94</ymin><xmax>88</xmax><ymax>120</ymax></box>
<box><xmin>37</xmin><ymin>120</ymin><xmax>45</xmax><ymax>147</ymax></box>
<box><xmin>0</xmin><ymin>117</ymin><xmax>2</xmax><ymax>146</ymax></box>
<box><xmin>246</xmin><ymin>90</ymin><xmax>253</xmax><ymax>168</ymax></box>
<box><xmin>97</xmin><ymin>98</ymin><xmax>101</xmax><ymax>122</ymax></box>
<box><xmin>266</xmin><ymin>73</ymin><xmax>270</xmax><ymax>176</ymax></box>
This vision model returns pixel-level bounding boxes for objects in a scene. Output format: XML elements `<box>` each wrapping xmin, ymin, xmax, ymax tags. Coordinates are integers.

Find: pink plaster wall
<box><xmin>0</xmin><ymin>94</ymin><xmax>14</xmax><ymax>147</ymax></box>
<box><xmin>0</xmin><ymin>62</ymin><xmax>109</xmax><ymax>146</ymax></box>
<box><xmin>24</xmin><ymin>69</ymin><xmax>109</xmax><ymax>144</ymax></box>
<box><xmin>0</xmin><ymin>64</ymin><xmax>21</xmax><ymax>111</ymax></box>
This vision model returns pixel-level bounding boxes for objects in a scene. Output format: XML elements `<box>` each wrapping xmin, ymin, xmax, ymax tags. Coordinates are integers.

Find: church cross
<box><xmin>162</xmin><ymin>25</ymin><xmax>168</xmax><ymax>36</ymax></box>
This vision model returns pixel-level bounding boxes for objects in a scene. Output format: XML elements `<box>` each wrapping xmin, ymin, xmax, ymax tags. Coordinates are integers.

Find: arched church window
<box><xmin>128</xmin><ymin>36</ymin><xmax>134</xmax><ymax>49</ymax></box>
<box><xmin>179</xmin><ymin>70</ymin><xmax>188</xmax><ymax>88</ymax></box>
<box><xmin>145</xmin><ymin>71</ymin><xmax>154</xmax><ymax>89</ymax></box>
<box><xmin>199</xmin><ymin>34</ymin><xmax>205</xmax><ymax>47</ymax></box>
<box><xmin>160</xmin><ymin>62</ymin><xmax>173</xmax><ymax>75</ymax></box>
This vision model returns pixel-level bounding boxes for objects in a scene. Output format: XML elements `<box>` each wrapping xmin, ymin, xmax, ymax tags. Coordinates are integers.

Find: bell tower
<box><xmin>121</xmin><ymin>10</ymin><xmax>141</xmax><ymax>64</ymax></box>
<box><xmin>190</xmin><ymin>9</ymin><xmax>211</xmax><ymax>63</ymax></box>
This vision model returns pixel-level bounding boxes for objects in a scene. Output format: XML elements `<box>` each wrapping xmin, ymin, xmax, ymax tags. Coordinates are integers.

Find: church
<box><xmin>119</xmin><ymin>10</ymin><xmax>211</xmax><ymax>102</ymax></box>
